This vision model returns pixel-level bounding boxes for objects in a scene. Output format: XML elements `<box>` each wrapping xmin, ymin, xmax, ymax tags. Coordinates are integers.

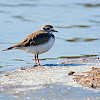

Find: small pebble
<box><xmin>0</xmin><ymin>71</ymin><xmax>2</xmax><ymax>74</ymax></box>
<box><xmin>68</xmin><ymin>71</ymin><xmax>75</xmax><ymax>75</ymax></box>
<box><xmin>20</xmin><ymin>67</ymin><xmax>26</xmax><ymax>70</ymax></box>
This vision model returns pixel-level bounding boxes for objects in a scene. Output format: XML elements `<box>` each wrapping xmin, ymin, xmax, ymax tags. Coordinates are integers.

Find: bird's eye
<box><xmin>47</xmin><ymin>28</ymin><xmax>50</xmax><ymax>30</ymax></box>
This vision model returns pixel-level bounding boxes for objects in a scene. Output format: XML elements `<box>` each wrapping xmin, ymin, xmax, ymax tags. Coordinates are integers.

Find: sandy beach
<box><xmin>0</xmin><ymin>58</ymin><xmax>100</xmax><ymax>100</ymax></box>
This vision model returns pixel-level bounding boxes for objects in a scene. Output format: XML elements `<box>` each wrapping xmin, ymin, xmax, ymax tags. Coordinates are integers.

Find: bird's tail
<box><xmin>2</xmin><ymin>43</ymin><xmax>22</xmax><ymax>51</ymax></box>
<box><xmin>2</xmin><ymin>46</ymin><xmax>14</xmax><ymax>51</ymax></box>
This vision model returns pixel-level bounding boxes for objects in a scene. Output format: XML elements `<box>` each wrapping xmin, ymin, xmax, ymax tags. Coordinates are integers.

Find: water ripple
<box><xmin>0</xmin><ymin>10</ymin><xmax>8</xmax><ymax>13</ymax></box>
<box><xmin>58</xmin><ymin>55</ymin><xmax>98</xmax><ymax>59</ymax></box>
<box><xmin>66</xmin><ymin>38</ymin><xmax>99</xmax><ymax>42</ymax></box>
<box><xmin>0</xmin><ymin>42</ymin><xmax>17</xmax><ymax>44</ymax></box>
<box><xmin>56</xmin><ymin>25</ymin><xmax>90</xmax><ymax>28</ymax></box>
<box><xmin>18</xmin><ymin>4</ymin><xmax>37</xmax><ymax>7</ymax></box>
<box><xmin>32</xmin><ymin>55</ymin><xmax>98</xmax><ymax>61</ymax></box>
<box><xmin>90</xmin><ymin>20</ymin><xmax>100</xmax><ymax>24</ymax></box>
<box><xmin>0</xmin><ymin>3</ymin><xmax>37</xmax><ymax>7</ymax></box>
<box><xmin>12</xmin><ymin>16</ymin><xmax>33</xmax><ymax>22</ymax></box>
<box><xmin>12</xmin><ymin>59</ymin><xmax>24</xmax><ymax>61</ymax></box>
<box><xmin>77</xmin><ymin>3</ymin><xmax>100</xmax><ymax>7</ymax></box>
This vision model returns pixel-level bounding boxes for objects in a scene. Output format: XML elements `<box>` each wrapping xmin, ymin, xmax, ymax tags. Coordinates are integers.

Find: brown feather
<box><xmin>18</xmin><ymin>30</ymin><xmax>54</xmax><ymax>47</ymax></box>
<box><xmin>2</xmin><ymin>30</ymin><xmax>54</xmax><ymax>51</ymax></box>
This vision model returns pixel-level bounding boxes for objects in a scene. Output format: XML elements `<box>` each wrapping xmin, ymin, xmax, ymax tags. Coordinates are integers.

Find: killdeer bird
<box><xmin>2</xmin><ymin>25</ymin><xmax>58</xmax><ymax>65</ymax></box>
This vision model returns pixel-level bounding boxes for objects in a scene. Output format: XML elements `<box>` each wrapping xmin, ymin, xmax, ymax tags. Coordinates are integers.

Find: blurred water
<box><xmin>0</xmin><ymin>0</ymin><xmax>100</xmax><ymax>69</ymax></box>
<box><xmin>0</xmin><ymin>0</ymin><xmax>100</xmax><ymax>67</ymax></box>
<box><xmin>0</xmin><ymin>0</ymin><xmax>100</xmax><ymax>99</ymax></box>
<box><xmin>0</xmin><ymin>85</ymin><xmax>100</xmax><ymax>100</ymax></box>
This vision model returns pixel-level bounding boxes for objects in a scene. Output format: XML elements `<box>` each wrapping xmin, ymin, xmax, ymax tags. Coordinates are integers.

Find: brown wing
<box><xmin>16</xmin><ymin>30</ymin><xmax>51</xmax><ymax>47</ymax></box>
<box><xmin>2</xmin><ymin>30</ymin><xmax>52</xmax><ymax>51</ymax></box>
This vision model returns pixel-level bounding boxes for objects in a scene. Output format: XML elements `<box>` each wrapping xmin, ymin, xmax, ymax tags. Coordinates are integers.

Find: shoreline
<box><xmin>0</xmin><ymin>57</ymin><xmax>100</xmax><ymax>89</ymax></box>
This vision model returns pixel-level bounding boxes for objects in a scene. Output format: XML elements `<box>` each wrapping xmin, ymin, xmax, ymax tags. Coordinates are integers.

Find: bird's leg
<box><xmin>37</xmin><ymin>54</ymin><xmax>40</xmax><ymax>65</ymax></box>
<box><xmin>34</xmin><ymin>54</ymin><xmax>37</xmax><ymax>65</ymax></box>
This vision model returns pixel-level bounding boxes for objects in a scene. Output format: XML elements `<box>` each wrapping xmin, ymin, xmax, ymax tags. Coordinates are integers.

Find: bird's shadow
<box><xmin>34</xmin><ymin>63</ymin><xmax>86</xmax><ymax>67</ymax></box>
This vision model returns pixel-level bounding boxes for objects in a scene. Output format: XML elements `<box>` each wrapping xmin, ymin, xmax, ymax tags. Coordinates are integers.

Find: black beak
<box><xmin>51</xmin><ymin>30</ymin><xmax>58</xmax><ymax>32</ymax></box>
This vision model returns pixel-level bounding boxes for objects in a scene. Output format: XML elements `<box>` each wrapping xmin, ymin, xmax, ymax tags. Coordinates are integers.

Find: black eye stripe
<box><xmin>47</xmin><ymin>28</ymin><xmax>50</xmax><ymax>30</ymax></box>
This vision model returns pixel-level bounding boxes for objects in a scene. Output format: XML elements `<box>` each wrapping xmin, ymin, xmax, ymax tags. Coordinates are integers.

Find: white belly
<box><xmin>19</xmin><ymin>37</ymin><xmax>55</xmax><ymax>54</ymax></box>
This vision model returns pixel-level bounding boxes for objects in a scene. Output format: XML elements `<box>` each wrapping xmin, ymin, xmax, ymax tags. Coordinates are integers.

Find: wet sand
<box><xmin>0</xmin><ymin>58</ymin><xmax>100</xmax><ymax>99</ymax></box>
<box><xmin>0</xmin><ymin>58</ymin><xmax>100</xmax><ymax>88</ymax></box>
<box><xmin>73</xmin><ymin>67</ymin><xmax>100</xmax><ymax>89</ymax></box>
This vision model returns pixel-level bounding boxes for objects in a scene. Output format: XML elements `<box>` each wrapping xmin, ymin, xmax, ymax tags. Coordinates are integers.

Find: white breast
<box><xmin>19</xmin><ymin>37</ymin><xmax>55</xmax><ymax>54</ymax></box>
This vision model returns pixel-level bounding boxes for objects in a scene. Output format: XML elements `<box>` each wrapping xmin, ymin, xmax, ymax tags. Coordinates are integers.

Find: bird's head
<box><xmin>41</xmin><ymin>25</ymin><xmax>58</xmax><ymax>33</ymax></box>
